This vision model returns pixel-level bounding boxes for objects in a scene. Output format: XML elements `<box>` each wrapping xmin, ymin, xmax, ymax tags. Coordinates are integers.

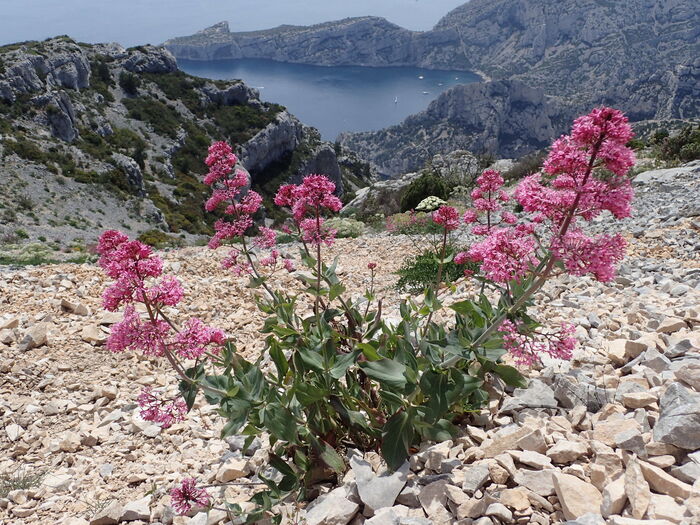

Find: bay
<box><xmin>179</xmin><ymin>58</ymin><xmax>480</xmax><ymax>140</ymax></box>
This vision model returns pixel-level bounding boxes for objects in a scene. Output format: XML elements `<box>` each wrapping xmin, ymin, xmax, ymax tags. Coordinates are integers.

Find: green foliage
<box><xmin>0</xmin><ymin>465</ymin><xmax>46</xmax><ymax>498</ymax></box>
<box><xmin>177</xmin><ymin>251</ymin><xmax>525</xmax><ymax>522</ymax></box>
<box><xmin>137</xmin><ymin>229</ymin><xmax>182</xmax><ymax>249</ymax></box>
<box><xmin>2</xmin><ymin>137</ymin><xmax>48</xmax><ymax>162</ymax></box>
<box><xmin>504</xmin><ymin>150</ymin><xmax>547</xmax><ymax>181</ymax></box>
<box><xmin>143</xmin><ymin>71</ymin><xmax>205</xmax><ymax>114</ymax></box>
<box><xmin>123</xmin><ymin>97</ymin><xmax>181</xmax><ymax>138</ymax></box>
<box><xmin>89</xmin><ymin>55</ymin><xmax>115</xmax><ymax>102</ymax></box>
<box><xmin>118</xmin><ymin>71</ymin><xmax>141</xmax><ymax>96</ymax></box>
<box><xmin>386</xmin><ymin>211</ymin><xmax>442</xmax><ymax>236</ymax></box>
<box><xmin>655</xmin><ymin>125</ymin><xmax>700</xmax><ymax>163</ymax></box>
<box><xmin>209</xmin><ymin>103</ymin><xmax>282</xmax><ymax>145</ymax></box>
<box><xmin>324</xmin><ymin>217</ymin><xmax>365</xmax><ymax>238</ymax></box>
<box><xmin>396</xmin><ymin>247</ymin><xmax>474</xmax><ymax>294</ymax></box>
<box><xmin>400</xmin><ymin>172</ymin><xmax>450</xmax><ymax>212</ymax></box>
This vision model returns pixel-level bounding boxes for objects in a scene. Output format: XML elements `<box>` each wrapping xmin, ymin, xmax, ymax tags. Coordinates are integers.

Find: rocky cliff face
<box><xmin>0</xmin><ymin>38</ymin><xmax>371</xmax><ymax>248</ymax></box>
<box><xmin>165</xmin><ymin>0</ymin><xmax>699</xmax><ymax>122</ymax></box>
<box><xmin>339</xmin><ymin>80</ymin><xmax>568</xmax><ymax>176</ymax></box>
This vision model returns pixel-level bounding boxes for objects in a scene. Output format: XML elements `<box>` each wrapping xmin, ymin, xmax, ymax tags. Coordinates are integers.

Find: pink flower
<box><xmin>463</xmin><ymin>225</ymin><xmax>538</xmax><ymax>283</ymax></box>
<box><xmin>367</xmin><ymin>262</ymin><xmax>377</xmax><ymax>270</ymax></box>
<box><xmin>274</xmin><ymin>184</ymin><xmax>297</xmax><ymax>208</ymax></box>
<box><xmin>463</xmin><ymin>210</ymin><xmax>478</xmax><ymax>224</ymax></box>
<box><xmin>175</xmin><ymin>318</ymin><xmax>226</xmax><ymax>359</ymax></box>
<box><xmin>170</xmin><ymin>478</ymin><xmax>211</xmax><ymax>515</ymax></box>
<box><xmin>299</xmin><ymin>218</ymin><xmax>337</xmax><ymax>247</ymax></box>
<box><xmin>143</xmin><ymin>275</ymin><xmax>184</xmax><ymax>307</ymax></box>
<box><xmin>137</xmin><ymin>387</ymin><xmax>188</xmax><ymax>429</ymax></box>
<box><xmin>221</xmin><ymin>248</ymin><xmax>252</xmax><ymax>276</ymax></box>
<box><xmin>254</xmin><ymin>227</ymin><xmax>277</xmax><ymax>250</ymax></box>
<box><xmin>551</xmin><ymin>229</ymin><xmax>627</xmax><ymax>282</ymax></box>
<box><xmin>516</xmin><ymin>107</ymin><xmax>635</xmax><ymax>228</ymax></box>
<box><xmin>432</xmin><ymin>206</ymin><xmax>460</xmax><ymax>231</ymax></box>
<box><xmin>106</xmin><ymin>306</ymin><xmax>170</xmax><ymax>356</ymax></box>
<box><xmin>283</xmin><ymin>259</ymin><xmax>296</xmax><ymax>272</ymax></box>
<box><xmin>274</xmin><ymin>175</ymin><xmax>342</xmax><ymax>225</ymax></box>
<box><xmin>259</xmin><ymin>249</ymin><xmax>279</xmax><ymax>267</ymax></box>
<box><xmin>499</xmin><ymin>320</ymin><xmax>576</xmax><ymax>366</ymax></box>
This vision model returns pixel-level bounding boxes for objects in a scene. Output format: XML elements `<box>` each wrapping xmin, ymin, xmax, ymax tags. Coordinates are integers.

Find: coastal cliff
<box><xmin>339</xmin><ymin>80</ymin><xmax>568</xmax><ymax>176</ymax></box>
<box><xmin>165</xmin><ymin>0</ymin><xmax>699</xmax><ymax>122</ymax></box>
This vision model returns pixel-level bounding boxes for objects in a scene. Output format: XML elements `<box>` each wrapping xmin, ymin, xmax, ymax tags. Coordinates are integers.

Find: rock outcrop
<box><xmin>339</xmin><ymin>80</ymin><xmax>567</xmax><ymax>176</ymax></box>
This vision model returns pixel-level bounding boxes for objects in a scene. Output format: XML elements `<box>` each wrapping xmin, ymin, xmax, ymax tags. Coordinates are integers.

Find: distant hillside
<box><xmin>165</xmin><ymin>0</ymin><xmax>699</xmax><ymax>122</ymax></box>
<box><xmin>0</xmin><ymin>37</ymin><xmax>372</xmax><ymax>251</ymax></box>
<box><xmin>339</xmin><ymin>80</ymin><xmax>570</xmax><ymax>176</ymax></box>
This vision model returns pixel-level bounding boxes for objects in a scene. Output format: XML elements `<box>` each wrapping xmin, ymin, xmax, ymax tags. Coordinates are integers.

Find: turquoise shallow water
<box><xmin>179</xmin><ymin>58</ymin><xmax>480</xmax><ymax>140</ymax></box>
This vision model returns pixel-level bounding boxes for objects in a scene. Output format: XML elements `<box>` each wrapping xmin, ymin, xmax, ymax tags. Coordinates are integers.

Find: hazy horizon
<box><xmin>0</xmin><ymin>0</ymin><xmax>468</xmax><ymax>47</ymax></box>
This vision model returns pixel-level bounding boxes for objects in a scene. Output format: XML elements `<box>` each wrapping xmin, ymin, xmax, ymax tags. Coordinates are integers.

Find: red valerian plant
<box><xmin>97</xmin><ymin>107</ymin><xmax>634</xmax><ymax>524</ymax></box>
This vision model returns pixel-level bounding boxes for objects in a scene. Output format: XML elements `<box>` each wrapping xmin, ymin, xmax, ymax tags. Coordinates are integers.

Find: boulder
<box><xmin>349</xmin><ymin>452</ymin><xmax>409</xmax><ymax>512</ymax></box>
<box><xmin>653</xmin><ymin>383</ymin><xmax>700</xmax><ymax>449</ymax></box>
<box><xmin>552</xmin><ymin>472</ymin><xmax>603</xmax><ymax>521</ymax></box>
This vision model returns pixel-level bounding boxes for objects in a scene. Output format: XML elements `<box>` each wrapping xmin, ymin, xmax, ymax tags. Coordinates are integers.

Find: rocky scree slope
<box><xmin>0</xmin><ymin>37</ymin><xmax>372</xmax><ymax>250</ymax></box>
<box><xmin>1</xmin><ymin>162</ymin><xmax>699</xmax><ymax>524</ymax></box>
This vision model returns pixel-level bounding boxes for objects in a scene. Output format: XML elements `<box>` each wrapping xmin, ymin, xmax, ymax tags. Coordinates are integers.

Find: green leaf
<box><xmin>381</xmin><ymin>410</ymin><xmax>414</xmax><ymax>471</ymax></box>
<box><xmin>317</xmin><ymin>439</ymin><xmax>346</xmax><ymax>474</ymax></box>
<box><xmin>329</xmin><ymin>282</ymin><xmax>346</xmax><ymax>301</ymax></box>
<box><xmin>356</xmin><ymin>342</ymin><xmax>382</xmax><ymax>361</ymax></box>
<box><xmin>360</xmin><ymin>358</ymin><xmax>408</xmax><ymax>391</ymax></box>
<box><xmin>493</xmin><ymin>364</ymin><xmax>528</xmax><ymax>388</ymax></box>
<box><xmin>297</xmin><ymin>347</ymin><xmax>325</xmax><ymax>372</ymax></box>
<box><xmin>261</xmin><ymin>404</ymin><xmax>298</xmax><ymax>443</ymax></box>
<box><xmin>417</xmin><ymin>418</ymin><xmax>457</xmax><ymax>442</ymax></box>
<box><xmin>330</xmin><ymin>350</ymin><xmax>359</xmax><ymax>379</ymax></box>
<box><xmin>269</xmin><ymin>341</ymin><xmax>289</xmax><ymax>380</ymax></box>
<box><xmin>272</xmin><ymin>325</ymin><xmax>298</xmax><ymax>338</ymax></box>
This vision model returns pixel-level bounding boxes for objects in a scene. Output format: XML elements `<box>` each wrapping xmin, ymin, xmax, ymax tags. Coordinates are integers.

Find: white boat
<box><xmin>418</xmin><ymin>75</ymin><xmax>424</xmax><ymax>79</ymax></box>
<box><xmin>394</xmin><ymin>96</ymin><xmax>398</xmax><ymax>104</ymax></box>
<box><xmin>422</xmin><ymin>91</ymin><xmax>429</xmax><ymax>95</ymax></box>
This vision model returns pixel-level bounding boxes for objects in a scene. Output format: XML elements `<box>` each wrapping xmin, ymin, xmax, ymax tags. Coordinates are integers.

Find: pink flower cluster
<box><xmin>98</xmin><ymin>229</ymin><xmax>225</xmax><ymax>381</ymax></box>
<box><xmin>203</xmin><ymin>141</ymin><xmax>263</xmax><ymax>250</ymax></box>
<box><xmin>274</xmin><ymin>174</ymin><xmax>343</xmax><ymax>246</ymax></box>
<box><xmin>499</xmin><ymin>320</ymin><xmax>576</xmax><ymax>366</ymax></box>
<box><xmin>432</xmin><ymin>205</ymin><xmax>460</xmax><ymax>232</ymax></box>
<box><xmin>457</xmin><ymin>224</ymin><xmax>538</xmax><ymax>283</ymax></box>
<box><xmin>137</xmin><ymin>387</ymin><xmax>188</xmax><ymax>429</ymax></box>
<box><xmin>464</xmin><ymin>169</ymin><xmax>517</xmax><ymax>235</ymax></box>
<box><xmin>170</xmin><ymin>478</ymin><xmax>211</xmax><ymax>515</ymax></box>
<box><xmin>456</xmin><ymin>107</ymin><xmax>634</xmax><ymax>285</ymax></box>
<box><xmin>515</xmin><ymin>107</ymin><xmax>634</xmax><ymax>226</ymax></box>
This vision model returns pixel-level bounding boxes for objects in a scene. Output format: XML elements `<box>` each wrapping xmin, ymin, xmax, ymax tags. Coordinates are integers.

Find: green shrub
<box><xmin>123</xmin><ymin>98</ymin><xmax>181</xmax><ymax>138</ymax></box>
<box><xmin>396</xmin><ymin>247</ymin><xmax>474</xmax><ymax>294</ymax></box>
<box><xmin>2</xmin><ymin>137</ymin><xmax>48</xmax><ymax>162</ymax></box>
<box><xmin>118</xmin><ymin>71</ymin><xmax>141</xmax><ymax>96</ymax></box>
<box><xmin>137</xmin><ymin>229</ymin><xmax>182</xmax><ymax>249</ymax></box>
<box><xmin>386</xmin><ymin>211</ymin><xmax>442</xmax><ymax>235</ymax></box>
<box><xmin>324</xmin><ymin>217</ymin><xmax>365</xmax><ymax>238</ymax></box>
<box><xmin>654</xmin><ymin>124</ymin><xmax>700</xmax><ymax>163</ymax></box>
<box><xmin>14</xmin><ymin>229</ymin><xmax>29</xmax><ymax>239</ymax></box>
<box><xmin>400</xmin><ymin>172</ymin><xmax>450</xmax><ymax>212</ymax></box>
<box><xmin>504</xmin><ymin>150</ymin><xmax>547</xmax><ymax>181</ymax></box>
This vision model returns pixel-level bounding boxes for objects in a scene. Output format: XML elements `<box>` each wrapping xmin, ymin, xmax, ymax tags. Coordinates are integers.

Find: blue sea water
<box><xmin>179</xmin><ymin>59</ymin><xmax>479</xmax><ymax>140</ymax></box>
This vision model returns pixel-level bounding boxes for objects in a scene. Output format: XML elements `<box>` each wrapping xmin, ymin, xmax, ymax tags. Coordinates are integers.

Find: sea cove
<box><xmin>178</xmin><ymin>58</ymin><xmax>480</xmax><ymax>140</ymax></box>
